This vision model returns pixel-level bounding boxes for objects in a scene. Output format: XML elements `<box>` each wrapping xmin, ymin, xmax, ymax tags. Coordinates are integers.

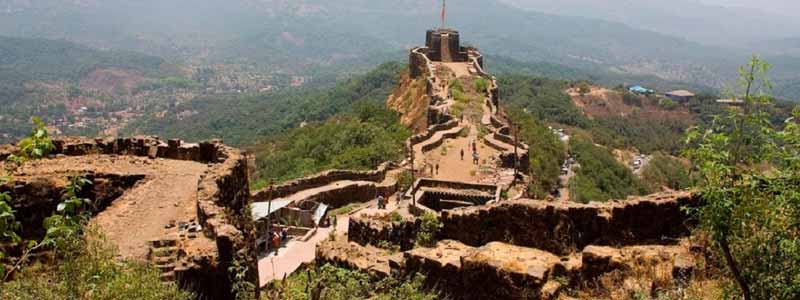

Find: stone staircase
<box><xmin>148</xmin><ymin>238</ymin><xmax>179</xmax><ymax>282</ymax></box>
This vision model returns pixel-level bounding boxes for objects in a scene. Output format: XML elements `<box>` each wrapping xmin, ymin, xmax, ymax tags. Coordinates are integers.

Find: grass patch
<box><xmin>1</xmin><ymin>232</ymin><xmax>192</xmax><ymax>300</ymax></box>
<box><xmin>328</xmin><ymin>203</ymin><xmax>362</xmax><ymax>217</ymax></box>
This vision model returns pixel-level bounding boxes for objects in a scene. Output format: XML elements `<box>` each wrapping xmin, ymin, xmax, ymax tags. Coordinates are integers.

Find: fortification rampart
<box><xmin>440</xmin><ymin>191</ymin><xmax>697</xmax><ymax>255</ymax></box>
<box><xmin>251</xmin><ymin>162</ymin><xmax>393</xmax><ymax>202</ymax></box>
<box><xmin>348</xmin><ymin>214</ymin><xmax>420</xmax><ymax>251</ymax></box>
<box><xmin>407</xmin><ymin>120</ymin><xmax>459</xmax><ymax>146</ymax></box>
<box><xmin>1</xmin><ymin>136</ymin><xmax>258</xmax><ymax>300</ymax></box>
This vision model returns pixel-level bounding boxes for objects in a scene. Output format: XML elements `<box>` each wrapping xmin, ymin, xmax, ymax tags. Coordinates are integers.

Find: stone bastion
<box><xmin>0</xmin><ymin>136</ymin><xmax>258</xmax><ymax>300</ymax></box>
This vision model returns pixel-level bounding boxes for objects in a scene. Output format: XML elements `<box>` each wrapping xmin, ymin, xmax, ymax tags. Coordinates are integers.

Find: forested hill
<box><xmin>122</xmin><ymin>62</ymin><xmax>406</xmax><ymax>146</ymax></box>
<box><xmin>0</xmin><ymin>36</ymin><xmax>170</xmax><ymax>142</ymax></box>
<box><xmin>0</xmin><ymin>36</ymin><xmax>165</xmax><ymax>83</ymax></box>
<box><xmin>6</xmin><ymin>0</ymin><xmax>797</xmax><ymax>98</ymax></box>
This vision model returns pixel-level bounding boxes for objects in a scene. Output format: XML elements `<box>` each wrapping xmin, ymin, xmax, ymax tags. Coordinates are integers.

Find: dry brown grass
<box><xmin>563</xmin><ymin>244</ymin><xmax>725</xmax><ymax>300</ymax></box>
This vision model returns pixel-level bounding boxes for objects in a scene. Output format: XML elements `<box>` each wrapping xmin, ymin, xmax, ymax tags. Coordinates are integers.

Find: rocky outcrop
<box><xmin>397</xmin><ymin>240</ymin><xmax>697</xmax><ymax>300</ymax></box>
<box><xmin>402</xmin><ymin>240</ymin><xmax>563</xmax><ymax>300</ymax></box>
<box><xmin>440</xmin><ymin>191</ymin><xmax>697</xmax><ymax>255</ymax></box>
<box><xmin>315</xmin><ymin>238</ymin><xmax>401</xmax><ymax>278</ymax></box>
<box><xmin>580</xmin><ymin>244</ymin><xmax>695</xmax><ymax>279</ymax></box>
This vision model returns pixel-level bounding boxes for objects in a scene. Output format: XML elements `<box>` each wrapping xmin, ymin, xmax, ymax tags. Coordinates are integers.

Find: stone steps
<box><xmin>415</xmin><ymin>125</ymin><xmax>464</xmax><ymax>154</ymax></box>
<box><xmin>148</xmin><ymin>239</ymin><xmax>181</xmax><ymax>282</ymax></box>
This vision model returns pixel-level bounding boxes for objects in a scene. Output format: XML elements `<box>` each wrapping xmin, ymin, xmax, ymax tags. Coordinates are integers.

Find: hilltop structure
<box><xmin>423</xmin><ymin>28</ymin><xmax>470</xmax><ymax>62</ymax></box>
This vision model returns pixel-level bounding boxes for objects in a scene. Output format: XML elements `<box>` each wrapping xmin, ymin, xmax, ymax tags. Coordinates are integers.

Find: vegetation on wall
<box><xmin>1</xmin><ymin>231</ymin><xmax>192</xmax><ymax>300</ymax></box>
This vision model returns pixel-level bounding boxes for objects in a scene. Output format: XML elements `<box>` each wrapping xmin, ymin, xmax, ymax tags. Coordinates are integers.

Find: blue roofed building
<box><xmin>628</xmin><ymin>85</ymin><xmax>654</xmax><ymax>95</ymax></box>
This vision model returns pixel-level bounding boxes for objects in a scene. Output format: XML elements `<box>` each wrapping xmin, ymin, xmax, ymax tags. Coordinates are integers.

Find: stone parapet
<box><xmin>440</xmin><ymin>191</ymin><xmax>697</xmax><ymax>255</ymax></box>
<box><xmin>5</xmin><ymin>136</ymin><xmax>258</xmax><ymax>300</ymax></box>
<box><xmin>251</xmin><ymin>162</ymin><xmax>392</xmax><ymax>202</ymax></box>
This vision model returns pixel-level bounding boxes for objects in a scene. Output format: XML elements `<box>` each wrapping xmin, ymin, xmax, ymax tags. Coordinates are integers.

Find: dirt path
<box><xmin>16</xmin><ymin>155</ymin><xmax>210</xmax><ymax>260</ymax></box>
<box><xmin>421</xmin><ymin>124</ymin><xmax>501</xmax><ymax>183</ymax></box>
<box><xmin>439</xmin><ymin>62</ymin><xmax>471</xmax><ymax>78</ymax></box>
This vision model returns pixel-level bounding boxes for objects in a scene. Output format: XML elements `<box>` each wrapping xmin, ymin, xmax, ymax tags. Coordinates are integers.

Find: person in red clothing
<box><xmin>271</xmin><ymin>231</ymin><xmax>281</xmax><ymax>255</ymax></box>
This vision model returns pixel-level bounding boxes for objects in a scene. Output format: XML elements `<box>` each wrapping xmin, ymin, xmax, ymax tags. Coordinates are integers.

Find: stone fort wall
<box><xmin>13</xmin><ymin>136</ymin><xmax>259</xmax><ymax>300</ymax></box>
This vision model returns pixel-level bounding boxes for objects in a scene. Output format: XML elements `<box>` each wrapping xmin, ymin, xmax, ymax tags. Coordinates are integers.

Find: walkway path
<box><xmin>257</xmin><ymin>194</ymin><xmax>403</xmax><ymax>287</ymax></box>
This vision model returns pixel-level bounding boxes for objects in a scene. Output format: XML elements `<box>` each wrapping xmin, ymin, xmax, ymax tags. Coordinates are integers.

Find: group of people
<box><xmin>460</xmin><ymin>140</ymin><xmax>480</xmax><ymax>165</ymax></box>
<box><xmin>376</xmin><ymin>192</ymin><xmax>402</xmax><ymax>210</ymax></box>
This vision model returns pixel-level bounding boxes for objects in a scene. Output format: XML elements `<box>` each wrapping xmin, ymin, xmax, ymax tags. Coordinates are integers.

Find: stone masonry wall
<box><xmin>440</xmin><ymin>191</ymin><xmax>697</xmax><ymax>255</ymax></box>
<box><xmin>251</xmin><ymin>162</ymin><xmax>392</xmax><ymax>202</ymax></box>
<box><xmin>348</xmin><ymin>214</ymin><xmax>420</xmax><ymax>251</ymax></box>
<box><xmin>39</xmin><ymin>136</ymin><xmax>258</xmax><ymax>300</ymax></box>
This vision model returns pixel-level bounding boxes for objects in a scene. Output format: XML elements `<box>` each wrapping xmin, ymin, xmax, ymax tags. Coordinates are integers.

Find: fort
<box><xmin>1</xmin><ymin>136</ymin><xmax>258</xmax><ymax>299</ymax></box>
<box><xmin>1</xmin><ymin>27</ymin><xmax>704</xmax><ymax>300</ymax></box>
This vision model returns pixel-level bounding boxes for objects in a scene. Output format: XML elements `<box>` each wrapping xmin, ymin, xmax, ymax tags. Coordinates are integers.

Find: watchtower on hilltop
<box><xmin>425</xmin><ymin>28</ymin><xmax>469</xmax><ymax>62</ymax></box>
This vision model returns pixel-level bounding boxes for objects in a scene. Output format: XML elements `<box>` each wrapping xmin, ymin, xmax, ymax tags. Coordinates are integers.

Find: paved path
<box><xmin>257</xmin><ymin>195</ymin><xmax>402</xmax><ymax>286</ymax></box>
<box><xmin>258</xmin><ymin>225</ymin><xmax>332</xmax><ymax>285</ymax></box>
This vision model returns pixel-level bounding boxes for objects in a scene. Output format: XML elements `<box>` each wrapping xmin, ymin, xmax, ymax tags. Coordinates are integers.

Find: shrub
<box><xmin>474</xmin><ymin>77</ymin><xmax>489</xmax><ymax>93</ymax></box>
<box><xmin>1</xmin><ymin>231</ymin><xmax>192</xmax><ymax>300</ymax></box>
<box><xmin>640</xmin><ymin>154</ymin><xmax>690</xmax><ymax>192</ymax></box>
<box><xmin>658</xmin><ymin>98</ymin><xmax>678</xmax><ymax>110</ymax></box>
<box><xmin>414</xmin><ymin>212</ymin><xmax>442</xmax><ymax>247</ymax></box>
<box><xmin>622</xmin><ymin>92</ymin><xmax>643</xmax><ymax>107</ymax></box>
<box><xmin>268</xmin><ymin>264</ymin><xmax>438</xmax><ymax>300</ymax></box>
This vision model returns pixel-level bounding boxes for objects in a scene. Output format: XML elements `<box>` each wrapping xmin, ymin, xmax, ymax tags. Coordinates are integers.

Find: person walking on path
<box><xmin>377</xmin><ymin>194</ymin><xmax>385</xmax><ymax>209</ymax></box>
<box><xmin>271</xmin><ymin>231</ymin><xmax>281</xmax><ymax>255</ymax></box>
<box><xmin>460</xmin><ymin>149</ymin><xmax>465</xmax><ymax>160</ymax></box>
<box><xmin>435</xmin><ymin>163</ymin><xmax>439</xmax><ymax>175</ymax></box>
<box><xmin>473</xmin><ymin>152</ymin><xmax>479</xmax><ymax>165</ymax></box>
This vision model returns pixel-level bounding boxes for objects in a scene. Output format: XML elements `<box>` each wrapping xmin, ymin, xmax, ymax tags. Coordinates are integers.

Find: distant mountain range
<box><xmin>0</xmin><ymin>0</ymin><xmax>797</xmax><ymax>99</ymax></box>
<box><xmin>498</xmin><ymin>0</ymin><xmax>800</xmax><ymax>48</ymax></box>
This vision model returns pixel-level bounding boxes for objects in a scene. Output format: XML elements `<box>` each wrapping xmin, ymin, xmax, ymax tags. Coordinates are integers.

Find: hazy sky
<box><xmin>697</xmin><ymin>0</ymin><xmax>800</xmax><ymax>15</ymax></box>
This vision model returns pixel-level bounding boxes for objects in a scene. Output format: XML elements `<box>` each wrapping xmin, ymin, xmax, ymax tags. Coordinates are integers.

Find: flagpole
<box><xmin>441</xmin><ymin>0</ymin><xmax>446</xmax><ymax>29</ymax></box>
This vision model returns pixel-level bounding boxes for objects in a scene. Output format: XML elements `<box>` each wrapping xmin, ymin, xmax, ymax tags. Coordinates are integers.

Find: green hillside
<box><xmin>122</xmin><ymin>62</ymin><xmax>405</xmax><ymax>146</ymax></box>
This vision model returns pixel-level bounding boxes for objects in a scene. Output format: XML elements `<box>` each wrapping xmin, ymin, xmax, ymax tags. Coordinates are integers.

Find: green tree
<box><xmin>640</xmin><ymin>154</ymin><xmax>691</xmax><ymax>191</ymax></box>
<box><xmin>569</xmin><ymin>136</ymin><xmax>647</xmax><ymax>203</ymax></box>
<box><xmin>684</xmin><ymin>56</ymin><xmax>800</xmax><ymax>300</ymax></box>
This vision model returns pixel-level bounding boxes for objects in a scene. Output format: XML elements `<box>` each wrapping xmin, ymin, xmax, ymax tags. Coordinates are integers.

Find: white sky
<box><xmin>697</xmin><ymin>0</ymin><xmax>800</xmax><ymax>15</ymax></box>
